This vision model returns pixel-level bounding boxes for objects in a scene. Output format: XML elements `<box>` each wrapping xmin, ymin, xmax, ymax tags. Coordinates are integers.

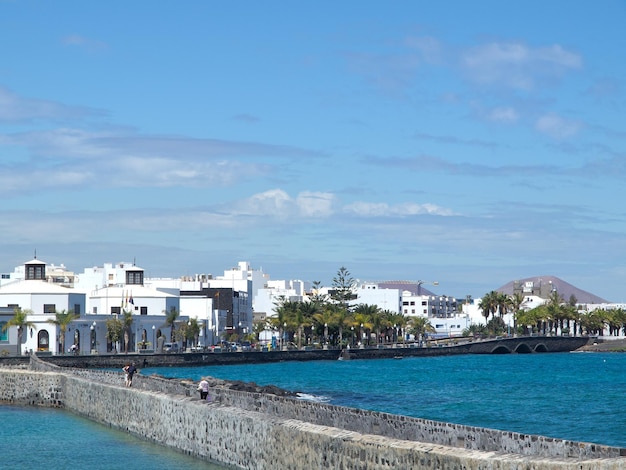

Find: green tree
<box><xmin>331</xmin><ymin>267</ymin><xmax>355</xmax><ymax>305</ymax></box>
<box><xmin>2</xmin><ymin>307</ymin><xmax>35</xmax><ymax>355</ymax></box>
<box><xmin>509</xmin><ymin>292</ymin><xmax>525</xmax><ymax>334</ymax></box>
<box><xmin>105</xmin><ymin>316</ymin><xmax>123</xmax><ymax>353</ymax></box>
<box><xmin>47</xmin><ymin>309</ymin><xmax>78</xmax><ymax>354</ymax></box>
<box><xmin>177</xmin><ymin>318</ymin><xmax>200</xmax><ymax>348</ymax></box>
<box><xmin>408</xmin><ymin>316</ymin><xmax>435</xmax><ymax>342</ymax></box>
<box><xmin>353</xmin><ymin>304</ymin><xmax>379</xmax><ymax>346</ymax></box>
<box><xmin>331</xmin><ymin>267</ymin><xmax>356</xmax><ymax>347</ymax></box>
<box><xmin>495</xmin><ymin>292</ymin><xmax>510</xmax><ymax>318</ymax></box>
<box><xmin>309</xmin><ymin>281</ymin><xmax>328</xmax><ymax>304</ymax></box>
<box><xmin>479</xmin><ymin>291</ymin><xmax>498</xmax><ymax>324</ymax></box>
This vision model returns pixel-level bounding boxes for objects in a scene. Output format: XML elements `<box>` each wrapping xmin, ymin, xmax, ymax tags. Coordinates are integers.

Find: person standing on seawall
<box><xmin>126</xmin><ymin>363</ymin><xmax>137</xmax><ymax>387</ymax></box>
<box><xmin>122</xmin><ymin>363</ymin><xmax>130</xmax><ymax>386</ymax></box>
<box><xmin>198</xmin><ymin>378</ymin><xmax>209</xmax><ymax>400</ymax></box>
<box><xmin>123</xmin><ymin>363</ymin><xmax>137</xmax><ymax>387</ymax></box>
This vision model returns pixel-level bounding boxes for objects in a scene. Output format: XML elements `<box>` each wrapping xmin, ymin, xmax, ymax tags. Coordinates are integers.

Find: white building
<box><xmin>0</xmin><ymin>258</ymin><xmax>86</xmax><ymax>355</ymax></box>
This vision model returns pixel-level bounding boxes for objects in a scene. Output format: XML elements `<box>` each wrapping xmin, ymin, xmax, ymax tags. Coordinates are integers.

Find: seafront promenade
<box><xmin>0</xmin><ymin>335</ymin><xmax>592</xmax><ymax>370</ymax></box>
<box><xmin>2</xmin><ymin>341</ymin><xmax>626</xmax><ymax>469</ymax></box>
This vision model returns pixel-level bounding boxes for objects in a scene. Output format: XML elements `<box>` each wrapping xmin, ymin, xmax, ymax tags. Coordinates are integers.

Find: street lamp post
<box><xmin>360</xmin><ymin>323</ymin><xmax>364</xmax><ymax>348</ymax></box>
<box><xmin>324</xmin><ymin>323</ymin><xmax>328</xmax><ymax>350</ymax></box>
<box><xmin>90</xmin><ymin>321</ymin><xmax>96</xmax><ymax>354</ymax></box>
<box><xmin>351</xmin><ymin>326</ymin><xmax>354</xmax><ymax>347</ymax></box>
<box><xmin>152</xmin><ymin>325</ymin><xmax>156</xmax><ymax>352</ymax></box>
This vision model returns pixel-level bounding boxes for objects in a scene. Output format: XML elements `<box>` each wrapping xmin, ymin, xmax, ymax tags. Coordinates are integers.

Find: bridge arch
<box><xmin>491</xmin><ymin>345</ymin><xmax>511</xmax><ymax>354</ymax></box>
<box><xmin>534</xmin><ymin>343</ymin><xmax>548</xmax><ymax>352</ymax></box>
<box><xmin>514</xmin><ymin>343</ymin><xmax>533</xmax><ymax>354</ymax></box>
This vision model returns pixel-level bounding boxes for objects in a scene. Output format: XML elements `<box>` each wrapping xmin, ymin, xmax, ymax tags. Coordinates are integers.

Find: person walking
<box><xmin>197</xmin><ymin>378</ymin><xmax>209</xmax><ymax>400</ymax></box>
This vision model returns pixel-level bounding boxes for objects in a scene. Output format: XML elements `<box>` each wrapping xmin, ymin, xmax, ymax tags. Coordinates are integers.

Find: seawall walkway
<box><xmin>0</xmin><ymin>353</ymin><xmax>624</xmax><ymax>469</ymax></box>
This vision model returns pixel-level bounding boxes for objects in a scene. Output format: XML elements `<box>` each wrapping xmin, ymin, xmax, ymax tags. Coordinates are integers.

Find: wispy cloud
<box><xmin>461</xmin><ymin>42</ymin><xmax>582</xmax><ymax>90</ymax></box>
<box><xmin>0</xmin><ymin>87</ymin><xmax>101</xmax><ymax>122</ymax></box>
<box><xmin>0</xmin><ymin>127</ymin><xmax>325</xmax><ymax>192</ymax></box>
<box><xmin>413</xmin><ymin>132</ymin><xmax>499</xmax><ymax>148</ymax></box>
<box><xmin>535</xmin><ymin>113</ymin><xmax>583</xmax><ymax>139</ymax></box>
<box><xmin>485</xmin><ymin>107</ymin><xmax>519</xmax><ymax>124</ymax></box>
<box><xmin>61</xmin><ymin>34</ymin><xmax>108</xmax><ymax>53</ymax></box>
<box><xmin>362</xmin><ymin>154</ymin><xmax>562</xmax><ymax>177</ymax></box>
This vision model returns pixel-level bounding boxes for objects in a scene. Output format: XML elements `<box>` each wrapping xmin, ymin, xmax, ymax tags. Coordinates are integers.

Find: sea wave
<box><xmin>296</xmin><ymin>392</ymin><xmax>331</xmax><ymax>403</ymax></box>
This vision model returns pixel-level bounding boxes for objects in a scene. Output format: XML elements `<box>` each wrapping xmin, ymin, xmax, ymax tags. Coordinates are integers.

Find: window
<box><xmin>74</xmin><ymin>304</ymin><xmax>81</xmax><ymax>315</ymax></box>
<box><xmin>1</xmin><ymin>274</ymin><xmax>10</xmax><ymax>279</ymax></box>
<box><xmin>92</xmin><ymin>306</ymin><xmax>98</xmax><ymax>314</ymax></box>
<box><xmin>43</xmin><ymin>304</ymin><xmax>56</xmax><ymax>314</ymax></box>
<box><xmin>0</xmin><ymin>322</ymin><xmax>7</xmax><ymax>341</ymax></box>
<box><xmin>140</xmin><ymin>306</ymin><xmax>148</xmax><ymax>315</ymax></box>
<box><xmin>26</xmin><ymin>264</ymin><xmax>45</xmax><ymax>280</ymax></box>
<box><xmin>111</xmin><ymin>306</ymin><xmax>121</xmax><ymax>315</ymax></box>
<box><xmin>126</xmin><ymin>271</ymin><xmax>143</xmax><ymax>285</ymax></box>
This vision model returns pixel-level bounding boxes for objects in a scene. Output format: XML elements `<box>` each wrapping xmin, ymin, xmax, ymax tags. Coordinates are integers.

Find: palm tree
<box><xmin>164</xmin><ymin>306</ymin><xmax>180</xmax><ymax>342</ymax></box>
<box><xmin>495</xmin><ymin>292</ymin><xmax>510</xmax><ymax>318</ymax></box>
<box><xmin>3</xmin><ymin>307</ymin><xmax>35</xmax><ymax>355</ymax></box>
<box><xmin>509</xmin><ymin>292</ymin><xmax>525</xmax><ymax>335</ymax></box>
<box><xmin>388</xmin><ymin>313</ymin><xmax>409</xmax><ymax>344</ymax></box>
<box><xmin>408</xmin><ymin>316</ymin><xmax>435</xmax><ymax>343</ymax></box>
<box><xmin>479</xmin><ymin>291</ymin><xmax>498</xmax><ymax>325</ymax></box>
<box><xmin>353</xmin><ymin>304</ymin><xmax>379</xmax><ymax>346</ymax></box>
<box><xmin>545</xmin><ymin>290</ymin><xmax>564</xmax><ymax>335</ymax></box>
<box><xmin>47</xmin><ymin>309</ymin><xmax>78</xmax><ymax>354</ymax></box>
<box><xmin>295</xmin><ymin>300</ymin><xmax>322</xmax><ymax>347</ymax></box>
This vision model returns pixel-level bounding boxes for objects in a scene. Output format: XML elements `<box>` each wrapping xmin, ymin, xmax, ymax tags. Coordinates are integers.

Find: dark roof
<box><xmin>496</xmin><ymin>275</ymin><xmax>608</xmax><ymax>304</ymax></box>
<box><xmin>376</xmin><ymin>281</ymin><xmax>437</xmax><ymax>297</ymax></box>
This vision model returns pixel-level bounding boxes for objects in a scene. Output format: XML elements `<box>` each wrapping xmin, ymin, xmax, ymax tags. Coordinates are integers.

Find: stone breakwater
<box><xmin>0</xmin><ymin>355</ymin><xmax>624</xmax><ymax>470</ymax></box>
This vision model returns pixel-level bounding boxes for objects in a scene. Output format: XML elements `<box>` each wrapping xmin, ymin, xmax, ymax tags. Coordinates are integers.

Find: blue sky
<box><xmin>1</xmin><ymin>1</ymin><xmax>625</xmax><ymax>302</ymax></box>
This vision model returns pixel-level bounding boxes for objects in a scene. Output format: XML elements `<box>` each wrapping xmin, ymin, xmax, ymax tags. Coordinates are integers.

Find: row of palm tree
<box><xmin>263</xmin><ymin>297</ymin><xmax>435</xmax><ymax>348</ymax></box>
<box><xmin>478</xmin><ymin>290</ymin><xmax>626</xmax><ymax>337</ymax></box>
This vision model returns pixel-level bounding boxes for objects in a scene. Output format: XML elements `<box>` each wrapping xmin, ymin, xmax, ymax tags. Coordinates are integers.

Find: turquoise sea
<box><xmin>2</xmin><ymin>351</ymin><xmax>624</xmax><ymax>469</ymax></box>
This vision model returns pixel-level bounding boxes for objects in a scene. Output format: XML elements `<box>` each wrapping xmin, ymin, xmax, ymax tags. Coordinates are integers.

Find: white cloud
<box><xmin>343</xmin><ymin>201</ymin><xmax>455</xmax><ymax>217</ymax></box>
<box><xmin>461</xmin><ymin>42</ymin><xmax>582</xmax><ymax>90</ymax></box>
<box><xmin>535</xmin><ymin>113</ymin><xmax>582</xmax><ymax>139</ymax></box>
<box><xmin>296</xmin><ymin>191</ymin><xmax>335</xmax><ymax>217</ymax></box>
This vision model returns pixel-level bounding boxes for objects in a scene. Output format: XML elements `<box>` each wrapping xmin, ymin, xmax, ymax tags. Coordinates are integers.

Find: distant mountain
<box><xmin>496</xmin><ymin>275</ymin><xmax>608</xmax><ymax>304</ymax></box>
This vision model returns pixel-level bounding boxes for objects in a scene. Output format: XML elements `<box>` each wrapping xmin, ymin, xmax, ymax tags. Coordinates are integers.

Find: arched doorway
<box><xmin>37</xmin><ymin>330</ymin><xmax>50</xmax><ymax>351</ymax></box>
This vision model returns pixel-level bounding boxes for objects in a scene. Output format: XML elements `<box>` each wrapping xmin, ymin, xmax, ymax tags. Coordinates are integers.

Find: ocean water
<box><xmin>0</xmin><ymin>405</ymin><xmax>224</xmax><ymax>470</ymax></box>
<box><xmin>144</xmin><ymin>351</ymin><xmax>626</xmax><ymax>448</ymax></box>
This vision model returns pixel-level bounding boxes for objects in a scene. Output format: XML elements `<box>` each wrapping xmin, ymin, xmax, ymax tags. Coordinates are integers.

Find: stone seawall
<box><xmin>1</xmin><ymin>356</ymin><xmax>624</xmax><ymax>469</ymax></box>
